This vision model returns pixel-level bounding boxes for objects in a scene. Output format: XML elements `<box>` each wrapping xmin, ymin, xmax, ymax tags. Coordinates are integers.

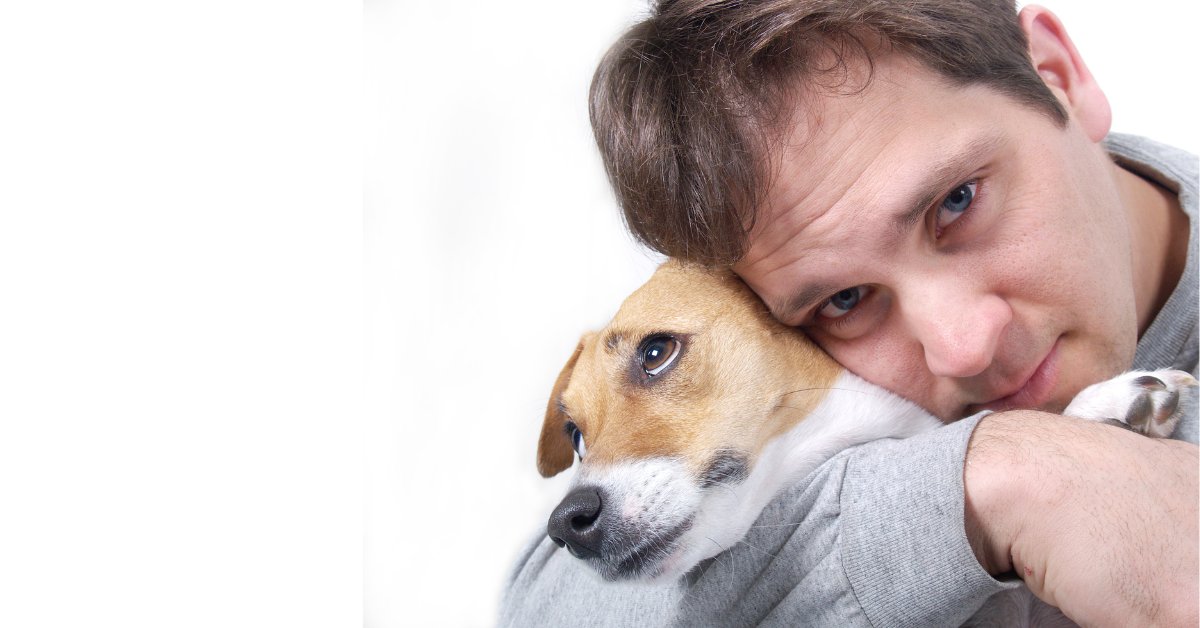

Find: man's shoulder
<box><xmin>498</xmin><ymin>530</ymin><xmax>682</xmax><ymax>627</ymax></box>
<box><xmin>1105</xmin><ymin>133</ymin><xmax>1198</xmax><ymax>214</ymax></box>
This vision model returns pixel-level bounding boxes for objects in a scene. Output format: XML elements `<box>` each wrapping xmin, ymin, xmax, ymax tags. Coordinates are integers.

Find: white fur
<box><xmin>665</xmin><ymin>371</ymin><xmax>941</xmax><ymax>578</ymax></box>
<box><xmin>572</xmin><ymin>368</ymin><xmax>1194</xmax><ymax>583</ymax></box>
<box><xmin>1064</xmin><ymin>369</ymin><xmax>1195</xmax><ymax>437</ymax></box>
<box><xmin>574</xmin><ymin>458</ymin><xmax>698</xmax><ymax>537</ymax></box>
<box><xmin>572</xmin><ymin>371</ymin><xmax>942</xmax><ymax>581</ymax></box>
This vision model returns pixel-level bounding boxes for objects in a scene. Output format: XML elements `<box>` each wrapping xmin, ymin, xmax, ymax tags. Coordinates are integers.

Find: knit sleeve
<box><xmin>839</xmin><ymin>412</ymin><xmax>1019</xmax><ymax>627</ymax></box>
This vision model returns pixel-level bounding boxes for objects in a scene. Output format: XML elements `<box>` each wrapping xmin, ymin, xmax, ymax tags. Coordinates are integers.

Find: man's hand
<box><xmin>964</xmin><ymin>411</ymin><xmax>1199</xmax><ymax>627</ymax></box>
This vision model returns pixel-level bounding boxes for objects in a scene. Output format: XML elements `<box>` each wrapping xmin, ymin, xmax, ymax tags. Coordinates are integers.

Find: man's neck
<box><xmin>1113</xmin><ymin>160</ymin><xmax>1189</xmax><ymax>336</ymax></box>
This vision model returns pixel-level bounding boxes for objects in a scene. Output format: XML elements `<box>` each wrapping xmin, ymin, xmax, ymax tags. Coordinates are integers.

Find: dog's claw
<box><xmin>1132</xmin><ymin>375</ymin><xmax>1167</xmax><ymax>392</ymax></box>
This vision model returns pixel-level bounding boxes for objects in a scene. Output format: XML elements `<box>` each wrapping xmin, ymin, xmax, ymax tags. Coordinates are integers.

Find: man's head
<box><xmin>590</xmin><ymin>0</ymin><xmax>1067</xmax><ymax>266</ymax></box>
<box><xmin>591</xmin><ymin>1</ymin><xmax>1163</xmax><ymax>420</ymax></box>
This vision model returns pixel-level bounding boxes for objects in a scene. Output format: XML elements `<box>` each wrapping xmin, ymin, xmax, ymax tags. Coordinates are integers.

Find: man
<box><xmin>502</xmin><ymin>1</ymin><xmax>1198</xmax><ymax>625</ymax></box>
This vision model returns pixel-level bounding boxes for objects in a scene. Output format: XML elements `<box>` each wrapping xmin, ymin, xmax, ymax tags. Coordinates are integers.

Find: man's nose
<box><xmin>903</xmin><ymin>281</ymin><xmax>1011</xmax><ymax>379</ymax></box>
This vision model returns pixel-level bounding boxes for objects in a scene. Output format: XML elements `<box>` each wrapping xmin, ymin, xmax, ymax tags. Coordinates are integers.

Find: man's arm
<box><xmin>964</xmin><ymin>411</ymin><xmax>1199</xmax><ymax>626</ymax></box>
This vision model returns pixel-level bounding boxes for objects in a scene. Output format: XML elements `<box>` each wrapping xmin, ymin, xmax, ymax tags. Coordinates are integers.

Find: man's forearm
<box><xmin>964</xmin><ymin>411</ymin><xmax>1199</xmax><ymax>626</ymax></box>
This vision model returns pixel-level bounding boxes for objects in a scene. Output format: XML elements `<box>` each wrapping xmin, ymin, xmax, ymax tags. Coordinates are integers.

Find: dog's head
<box><xmin>537</xmin><ymin>261</ymin><xmax>841</xmax><ymax>581</ymax></box>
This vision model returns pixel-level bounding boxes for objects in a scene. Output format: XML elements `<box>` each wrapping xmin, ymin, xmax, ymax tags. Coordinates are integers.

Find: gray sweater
<box><xmin>498</xmin><ymin>134</ymin><xmax>1199</xmax><ymax>627</ymax></box>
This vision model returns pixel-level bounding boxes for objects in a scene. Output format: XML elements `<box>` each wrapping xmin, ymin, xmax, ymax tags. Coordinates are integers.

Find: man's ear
<box><xmin>536</xmin><ymin>337</ymin><xmax>586</xmax><ymax>477</ymax></box>
<box><xmin>1019</xmin><ymin>5</ymin><xmax>1111</xmax><ymax>142</ymax></box>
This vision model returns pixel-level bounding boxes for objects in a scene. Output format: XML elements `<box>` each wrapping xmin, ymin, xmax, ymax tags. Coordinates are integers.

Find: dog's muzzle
<box><xmin>546</xmin><ymin>483</ymin><xmax>694</xmax><ymax>580</ymax></box>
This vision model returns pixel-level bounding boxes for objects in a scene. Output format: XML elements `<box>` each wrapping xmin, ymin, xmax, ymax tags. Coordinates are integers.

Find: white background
<box><xmin>0</xmin><ymin>2</ymin><xmax>362</xmax><ymax>627</ymax></box>
<box><xmin>366</xmin><ymin>1</ymin><xmax>1197</xmax><ymax>626</ymax></box>
<box><xmin>369</xmin><ymin>1</ymin><xmax>1195</xmax><ymax>624</ymax></box>
<box><xmin>0</xmin><ymin>1</ymin><xmax>1193</xmax><ymax>628</ymax></box>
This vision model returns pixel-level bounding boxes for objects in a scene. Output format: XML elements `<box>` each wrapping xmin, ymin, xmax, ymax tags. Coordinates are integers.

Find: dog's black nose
<box><xmin>547</xmin><ymin>486</ymin><xmax>605</xmax><ymax>560</ymax></box>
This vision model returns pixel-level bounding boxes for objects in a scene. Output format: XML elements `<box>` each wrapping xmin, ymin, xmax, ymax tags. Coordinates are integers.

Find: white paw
<box><xmin>1063</xmin><ymin>369</ymin><xmax>1197</xmax><ymax>438</ymax></box>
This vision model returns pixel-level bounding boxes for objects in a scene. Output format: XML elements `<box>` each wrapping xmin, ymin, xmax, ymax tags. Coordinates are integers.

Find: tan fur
<box><xmin>537</xmin><ymin>337</ymin><xmax>587</xmax><ymax>477</ymax></box>
<box><xmin>537</xmin><ymin>261</ymin><xmax>841</xmax><ymax>478</ymax></box>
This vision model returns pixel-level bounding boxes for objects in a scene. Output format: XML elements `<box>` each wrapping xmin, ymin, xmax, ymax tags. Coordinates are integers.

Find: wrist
<box><xmin>962</xmin><ymin>410</ymin><xmax>1068</xmax><ymax>577</ymax></box>
<box><xmin>964</xmin><ymin>409</ymin><xmax>1199</xmax><ymax>624</ymax></box>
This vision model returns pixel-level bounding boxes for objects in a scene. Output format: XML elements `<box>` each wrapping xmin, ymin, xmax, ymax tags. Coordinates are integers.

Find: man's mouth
<box><xmin>967</xmin><ymin>338</ymin><xmax>1062</xmax><ymax>415</ymax></box>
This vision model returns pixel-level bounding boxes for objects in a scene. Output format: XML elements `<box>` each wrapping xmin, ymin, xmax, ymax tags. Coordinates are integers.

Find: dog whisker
<box><xmin>704</xmin><ymin>535</ymin><xmax>734</xmax><ymax>580</ymax></box>
<box><xmin>780</xmin><ymin>385</ymin><xmax>885</xmax><ymax>398</ymax></box>
<box><xmin>779</xmin><ymin>386</ymin><xmax>836</xmax><ymax>396</ymax></box>
<box><xmin>748</xmin><ymin>521</ymin><xmax>807</xmax><ymax>529</ymax></box>
<box><xmin>731</xmin><ymin>536</ymin><xmax>779</xmax><ymax>560</ymax></box>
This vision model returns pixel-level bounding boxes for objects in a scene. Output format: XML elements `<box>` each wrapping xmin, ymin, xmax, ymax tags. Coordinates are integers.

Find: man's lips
<box><xmin>967</xmin><ymin>339</ymin><xmax>1062</xmax><ymax>414</ymax></box>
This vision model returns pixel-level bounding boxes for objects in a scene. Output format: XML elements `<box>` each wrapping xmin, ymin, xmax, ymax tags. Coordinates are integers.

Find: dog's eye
<box><xmin>640</xmin><ymin>335</ymin><xmax>681</xmax><ymax>377</ymax></box>
<box><xmin>565</xmin><ymin>421</ymin><xmax>586</xmax><ymax>460</ymax></box>
<box><xmin>572</xmin><ymin>428</ymin><xmax>586</xmax><ymax>459</ymax></box>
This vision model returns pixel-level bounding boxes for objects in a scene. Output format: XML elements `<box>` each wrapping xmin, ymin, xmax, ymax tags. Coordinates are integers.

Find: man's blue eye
<box><xmin>819</xmin><ymin>286</ymin><xmax>866</xmax><ymax>319</ymax></box>
<box><xmin>937</xmin><ymin>181</ymin><xmax>976</xmax><ymax>232</ymax></box>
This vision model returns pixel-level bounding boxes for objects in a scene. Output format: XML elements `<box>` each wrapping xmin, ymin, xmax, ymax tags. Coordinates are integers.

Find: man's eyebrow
<box><xmin>774</xmin><ymin>132</ymin><xmax>1007</xmax><ymax>322</ymax></box>
<box><xmin>892</xmin><ymin>132</ymin><xmax>1007</xmax><ymax>236</ymax></box>
<box><xmin>775</xmin><ymin>282</ymin><xmax>840</xmax><ymax>323</ymax></box>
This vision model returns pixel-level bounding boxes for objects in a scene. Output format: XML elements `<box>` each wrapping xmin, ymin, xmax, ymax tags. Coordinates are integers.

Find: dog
<box><xmin>536</xmin><ymin>261</ymin><xmax>1192</xmax><ymax>592</ymax></box>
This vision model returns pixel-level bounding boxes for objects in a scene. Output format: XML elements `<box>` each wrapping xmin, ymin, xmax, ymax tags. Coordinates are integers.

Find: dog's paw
<box><xmin>1063</xmin><ymin>370</ymin><xmax>1197</xmax><ymax>438</ymax></box>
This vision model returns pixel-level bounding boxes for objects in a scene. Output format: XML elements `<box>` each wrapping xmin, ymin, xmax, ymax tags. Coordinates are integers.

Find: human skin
<box><xmin>965</xmin><ymin>410</ymin><xmax>1198</xmax><ymax>626</ymax></box>
<box><xmin>733</xmin><ymin>10</ymin><xmax>1185</xmax><ymax>422</ymax></box>
<box><xmin>731</xmin><ymin>5</ymin><xmax>1196</xmax><ymax>624</ymax></box>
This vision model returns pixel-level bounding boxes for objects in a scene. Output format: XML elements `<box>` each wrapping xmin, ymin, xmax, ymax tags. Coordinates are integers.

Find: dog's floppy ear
<box><xmin>537</xmin><ymin>337</ymin><xmax>586</xmax><ymax>477</ymax></box>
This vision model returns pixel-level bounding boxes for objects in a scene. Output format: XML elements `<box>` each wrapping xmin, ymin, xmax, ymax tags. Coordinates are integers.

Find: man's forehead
<box><xmin>760</xmin><ymin>53</ymin><xmax>987</xmax><ymax>194</ymax></box>
<box><xmin>749</xmin><ymin>122</ymin><xmax>1008</xmax><ymax>251</ymax></box>
<box><xmin>745</xmin><ymin>66</ymin><xmax>916</xmax><ymax>255</ymax></box>
<box><xmin>741</xmin><ymin>122</ymin><xmax>903</xmax><ymax>273</ymax></box>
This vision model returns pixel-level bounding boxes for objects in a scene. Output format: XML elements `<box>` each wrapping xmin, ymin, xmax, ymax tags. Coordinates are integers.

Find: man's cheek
<box><xmin>818</xmin><ymin>334</ymin><xmax>927</xmax><ymax>398</ymax></box>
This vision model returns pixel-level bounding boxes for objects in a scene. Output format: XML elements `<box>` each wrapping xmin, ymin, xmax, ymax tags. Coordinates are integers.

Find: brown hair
<box><xmin>590</xmin><ymin>0</ymin><xmax>1067</xmax><ymax>265</ymax></box>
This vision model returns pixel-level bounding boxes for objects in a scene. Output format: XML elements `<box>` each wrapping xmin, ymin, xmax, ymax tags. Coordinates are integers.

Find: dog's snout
<box><xmin>547</xmin><ymin>486</ymin><xmax>605</xmax><ymax>560</ymax></box>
